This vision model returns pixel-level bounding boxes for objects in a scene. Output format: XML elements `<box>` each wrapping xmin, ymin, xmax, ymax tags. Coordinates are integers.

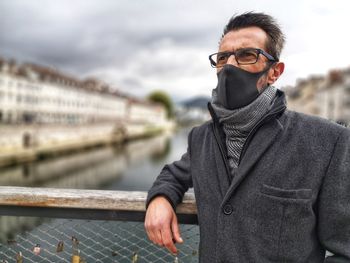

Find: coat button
<box><xmin>223</xmin><ymin>204</ymin><xmax>233</xmax><ymax>215</ymax></box>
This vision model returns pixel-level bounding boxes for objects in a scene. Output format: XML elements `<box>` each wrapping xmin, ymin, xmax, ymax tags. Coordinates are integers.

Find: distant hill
<box><xmin>180</xmin><ymin>96</ymin><xmax>211</xmax><ymax>109</ymax></box>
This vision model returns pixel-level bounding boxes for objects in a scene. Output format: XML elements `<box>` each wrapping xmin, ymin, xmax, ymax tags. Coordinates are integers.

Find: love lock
<box><xmin>132</xmin><ymin>251</ymin><xmax>138</xmax><ymax>263</ymax></box>
<box><xmin>71</xmin><ymin>236</ymin><xmax>79</xmax><ymax>247</ymax></box>
<box><xmin>71</xmin><ymin>249</ymin><xmax>81</xmax><ymax>263</ymax></box>
<box><xmin>56</xmin><ymin>241</ymin><xmax>64</xmax><ymax>253</ymax></box>
<box><xmin>15</xmin><ymin>252</ymin><xmax>23</xmax><ymax>263</ymax></box>
<box><xmin>33</xmin><ymin>244</ymin><xmax>41</xmax><ymax>255</ymax></box>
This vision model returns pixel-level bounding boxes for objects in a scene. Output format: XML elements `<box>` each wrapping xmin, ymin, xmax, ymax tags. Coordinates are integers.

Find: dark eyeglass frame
<box><xmin>208</xmin><ymin>48</ymin><xmax>278</xmax><ymax>68</ymax></box>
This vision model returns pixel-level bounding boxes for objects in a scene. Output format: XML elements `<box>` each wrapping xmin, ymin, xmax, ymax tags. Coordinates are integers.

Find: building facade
<box><xmin>284</xmin><ymin>67</ymin><xmax>350</xmax><ymax>126</ymax></box>
<box><xmin>316</xmin><ymin>69</ymin><xmax>350</xmax><ymax>124</ymax></box>
<box><xmin>0</xmin><ymin>58</ymin><xmax>166</xmax><ymax>125</ymax></box>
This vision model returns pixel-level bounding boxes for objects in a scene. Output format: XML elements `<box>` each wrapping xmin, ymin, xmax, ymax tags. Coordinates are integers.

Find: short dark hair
<box><xmin>221</xmin><ymin>12</ymin><xmax>285</xmax><ymax>60</ymax></box>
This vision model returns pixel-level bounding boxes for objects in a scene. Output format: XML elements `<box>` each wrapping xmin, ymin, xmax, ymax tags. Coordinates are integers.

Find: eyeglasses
<box><xmin>208</xmin><ymin>48</ymin><xmax>277</xmax><ymax>68</ymax></box>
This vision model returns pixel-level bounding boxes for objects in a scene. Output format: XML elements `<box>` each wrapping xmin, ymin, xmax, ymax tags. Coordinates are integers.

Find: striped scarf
<box><xmin>211</xmin><ymin>85</ymin><xmax>277</xmax><ymax>170</ymax></box>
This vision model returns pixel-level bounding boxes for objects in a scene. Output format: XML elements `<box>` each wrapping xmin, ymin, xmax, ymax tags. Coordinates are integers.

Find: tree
<box><xmin>147</xmin><ymin>90</ymin><xmax>174</xmax><ymax>119</ymax></box>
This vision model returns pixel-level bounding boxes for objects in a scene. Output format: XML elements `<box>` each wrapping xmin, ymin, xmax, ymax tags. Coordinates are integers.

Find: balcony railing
<box><xmin>0</xmin><ymin>187</ymin><xmax>198</xmax><ymax>262</ymax></box>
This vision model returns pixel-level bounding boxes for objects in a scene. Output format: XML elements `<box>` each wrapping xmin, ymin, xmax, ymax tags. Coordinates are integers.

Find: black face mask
<box><xmin>214</xmin><ymin>64</ymin><xmax>271</xmax><ymax>110</ymax></box>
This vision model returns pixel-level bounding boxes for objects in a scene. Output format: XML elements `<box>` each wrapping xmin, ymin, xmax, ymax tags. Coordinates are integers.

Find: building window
<box><xmin>345</xmin><ymin>98</ymin><xmax>350</xmax><ymax>107</ymax></box>
<box><xmin>7</xmin><ymin>112</ymin><xmax>12</xmax><ymax>123</ymax></box>
<box><xmin>346</xmin><ymin>85</ymin><xmax>350</xmax><ymax>93</ymax></box>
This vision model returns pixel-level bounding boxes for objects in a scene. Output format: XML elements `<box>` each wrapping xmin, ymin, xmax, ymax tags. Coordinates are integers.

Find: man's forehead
<box><xmin>219</xmin><ymin>27</ymin><xmax>268</xmax><ymax>51</ymax></box>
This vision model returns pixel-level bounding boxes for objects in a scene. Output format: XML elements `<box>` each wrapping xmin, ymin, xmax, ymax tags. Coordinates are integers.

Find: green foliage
<box><xmin>147</xmin><ymin>90</ymin><xmax>174</xmax><ymax>119</ymax></box>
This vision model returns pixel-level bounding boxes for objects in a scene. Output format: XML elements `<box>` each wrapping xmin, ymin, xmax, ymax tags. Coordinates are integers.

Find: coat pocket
<box><xmin>261</xmin><ymin>184</ymin><xmax>312</xmax><ymax>200</ymax></box>
<box><xmin>253</xmin><ymin>184</ymin><xmax>314</xmax><ymax>261</ymax></box>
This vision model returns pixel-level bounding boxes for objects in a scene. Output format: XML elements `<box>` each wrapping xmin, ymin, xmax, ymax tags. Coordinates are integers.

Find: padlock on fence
<box><xmin>33</xmin><ymin>244</ymin><xmax>41</xmax><ymax>255</ymax></box>
<box><xmin>56</xmin><ymin>241</ymin><xmax>64</xmax><ymax>253</ymax></box>
<box><xmin>15</xmin><ymin>252</ymin><xmax>23</xmax><ymax>263</ymax></box>
<box><xmin>132</xmin><ymin>251</ymin><xmax>138</xmax><ymax>263</ymax></box>
<box><xmin>71</xmin><ymin>236</ymin><xmax>79</xmax><ymax>247</ymax></box>
<box><xmin>71</xmin><ymin>248</ymin><xmax>81</xmax><ymax>263</ymax></box>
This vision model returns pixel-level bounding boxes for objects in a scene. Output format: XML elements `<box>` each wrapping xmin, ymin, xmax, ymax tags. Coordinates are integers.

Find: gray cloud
<box><xmin>0</xmin><ymin>0</ymin><xmax>220</xmax><ymax>74</ymax></box>
<box><xmin>1</xmin><ymin>0</ymin><xmax>349</xmax><ymax>100</ymax></box>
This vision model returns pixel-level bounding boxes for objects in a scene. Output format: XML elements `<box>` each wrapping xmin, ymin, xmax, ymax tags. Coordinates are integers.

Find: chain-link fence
<box><xmin>0</xmin><ymin>217</ymin><xmax>199</xmax><ymax>263</ymax></box>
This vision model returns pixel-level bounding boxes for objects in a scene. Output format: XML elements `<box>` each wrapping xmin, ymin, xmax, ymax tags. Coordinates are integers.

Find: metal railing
<box><xmin>0</xmin><ymin>187</ymin><xmax>198</xmax><ymax>262</ymax></box>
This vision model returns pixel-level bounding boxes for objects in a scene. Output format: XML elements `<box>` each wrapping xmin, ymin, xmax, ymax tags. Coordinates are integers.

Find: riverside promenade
<box><xmin>0</xmin><ymin>121</ymin><xmax>175</xmax><ymax>167</ymax></box>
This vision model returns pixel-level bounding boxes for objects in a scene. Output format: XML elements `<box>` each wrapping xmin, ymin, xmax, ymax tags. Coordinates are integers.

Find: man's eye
<box><xmin>236</xmin><ymin>50</ymin><xmax>258</xmax><ymax>63</ymax></box>
<box><xmin>238</xmin><ymin>50</ymin><xmax>257</xmax><ymax>59</ymax></box>
<box><xmin>217</xmin><ymin>54</ymin><xmax>227</xmax><ymax>62</ymax></box>
<box><xmin>239</xmin><ymin>51</ymin><xmax>256</xmax><ymax>57</ymax></box>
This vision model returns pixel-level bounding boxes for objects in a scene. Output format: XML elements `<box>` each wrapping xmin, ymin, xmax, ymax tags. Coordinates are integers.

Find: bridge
<box><xmin>0</xmin><ymin>186</ymin><xmax>198</xmax><ymax>262</ymax></box>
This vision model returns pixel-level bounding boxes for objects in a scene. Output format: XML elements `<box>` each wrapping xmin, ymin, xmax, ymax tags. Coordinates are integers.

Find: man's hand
<box><xmin>144</xmin><ymin>196</ymin><xmax>183</xmax><ymax>255</ymax></box>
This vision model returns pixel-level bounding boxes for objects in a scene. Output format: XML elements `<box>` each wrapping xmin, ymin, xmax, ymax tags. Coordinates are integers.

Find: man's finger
<box><xmin>146</xmin><ymin>228</ymin><xmax>159</xmax><ymax>246</ymax></box>
<box><xmin>145</xmin><ymin>217</ymin><xmax>163</xmax><ymax>246</ymax></box>
<box><xmin>149</xmin><ymin>226</ymin><xmax>163</xmax><ymax>246</ymax></box>
<box><xmin>171</xmin><ymin>215</ymin><xmax>183</xmax><ymax>244</ymax></box>
<box><xmin>161</xmin><ymin>227</ymin><xmax>177</xmax><ymax>254</ymax></box>
<box><xmin>155</xmin><ymin>230</ymin><xmax>163</xmax><ymax>246</ymax></box>
<box><xmin>145</xmin><ymin>227</ymin><xmax>153</xmax><ymax>242</ymax></box>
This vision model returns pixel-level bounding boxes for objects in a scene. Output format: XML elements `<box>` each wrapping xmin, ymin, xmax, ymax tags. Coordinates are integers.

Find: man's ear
<box><xmin>267</xmin><ymin>62</ymin><xmax>284</xmax><ymax>85</ymax></box>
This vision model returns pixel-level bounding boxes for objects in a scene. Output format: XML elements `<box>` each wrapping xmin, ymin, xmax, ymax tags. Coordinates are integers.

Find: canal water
<box><xmin>0</xmin><ymin>128</ymin><xmax>191</xmax><ymax>191</ymax></box>
<box><xmin>0</xmin><ymin>127</ymin><xmax>199</xmax><ymax>262</ymax></box>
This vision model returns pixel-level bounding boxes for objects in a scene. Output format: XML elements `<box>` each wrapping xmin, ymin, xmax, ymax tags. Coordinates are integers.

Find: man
<box><xmin>144</xmin><ymin>12</ymin><xmax>350</xmax><ymax>262</ymax></box>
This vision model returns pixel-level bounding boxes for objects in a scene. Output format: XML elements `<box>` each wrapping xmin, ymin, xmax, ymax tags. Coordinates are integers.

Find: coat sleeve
<box><xmin>318</xmin><ymin>128</ymin><xmax>350</xmax><ymax>262</ymax></box>
<box><xmin>146</xmin><ymin>128</ymin><xmax>194</xmax><ymax>210</ymax></box>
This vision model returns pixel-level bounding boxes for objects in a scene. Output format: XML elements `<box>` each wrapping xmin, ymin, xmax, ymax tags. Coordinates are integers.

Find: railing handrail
<box><xmin>0</xmin><ymin>186</ymin><xmax>198</xmax><ymax>223</ymax></box>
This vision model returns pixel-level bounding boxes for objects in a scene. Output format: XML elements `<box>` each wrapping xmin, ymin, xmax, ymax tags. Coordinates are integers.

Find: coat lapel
<box><xmin>221</xmin><ymin>118</ymin><xmax>284</xmax><ymax>206</ymax></box>
<box><xmin>212</xmin><ymin>136</ymin><xmax>231</xmax><ymax>198</ymax></box>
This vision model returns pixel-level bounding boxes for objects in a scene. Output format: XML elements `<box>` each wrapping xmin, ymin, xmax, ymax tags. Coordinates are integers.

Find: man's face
<box><xmin>218</xmin><ymin>26</ymin><xmax>284</xmax><ymax>90</ymax></box>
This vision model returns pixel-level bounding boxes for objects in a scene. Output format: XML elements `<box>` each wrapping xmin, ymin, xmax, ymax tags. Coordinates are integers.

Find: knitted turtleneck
<box><xmin>211</xmin><ymin>85</ymin><xmax>277</xmax><ymax>171</ymax></box>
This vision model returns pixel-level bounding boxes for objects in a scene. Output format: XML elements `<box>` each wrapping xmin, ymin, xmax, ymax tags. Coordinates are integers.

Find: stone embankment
<box><xmin>0</xmin><ymin>121</ymin><xmax>175</xmax><ymax>167</ymax></box>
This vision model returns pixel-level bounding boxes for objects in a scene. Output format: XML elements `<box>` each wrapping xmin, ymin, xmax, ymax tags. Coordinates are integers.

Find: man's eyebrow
<box><xmin>218</xmin><ymin>47</ymin><xmax>256</xmax><ymax>53</ymax></box>
<box><xmin>236</xmin><ymin>46</ymin><xmax>257</xmax><ymax>50</ymax></box>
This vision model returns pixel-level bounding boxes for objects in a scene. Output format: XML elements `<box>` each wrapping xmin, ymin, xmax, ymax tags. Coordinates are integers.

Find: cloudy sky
<box><xmin>1</xmin><ymin>0</ymin><xmax>349</xmax><ymax>102</ymax></box>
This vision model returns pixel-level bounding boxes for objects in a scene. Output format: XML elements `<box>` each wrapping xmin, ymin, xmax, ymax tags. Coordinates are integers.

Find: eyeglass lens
<box><xmin>213</xmin><ymin>49</ymin><xmax>259</xmax><ymax>67</ymax></box>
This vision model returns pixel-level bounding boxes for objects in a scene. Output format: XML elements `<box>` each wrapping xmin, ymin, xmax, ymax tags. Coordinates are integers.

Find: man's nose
<box><xmin>226</xmin><ymin>54</ymin><xmax>239</xmax><ymax>67</ymax></box>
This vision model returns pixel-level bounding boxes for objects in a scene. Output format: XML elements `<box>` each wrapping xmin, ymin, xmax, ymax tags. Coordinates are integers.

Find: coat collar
<box><xmin>221</xmin><ymin>116</ymin><xmax>284</xmax><ymax>206</ymax></box>
<box><xmin>207</xmin><ymin>89</ymin><xmax>287</xmax><ymax>126</ymax></box>
<box><xmin>207</xmin><ymin>89</ymin><xmax>286</xmax><ymax>154</ymax></box>
<box><xmin>207</xmin><ymin>90</ymin><xmax>287</xmax><ymax>205</ymax></box>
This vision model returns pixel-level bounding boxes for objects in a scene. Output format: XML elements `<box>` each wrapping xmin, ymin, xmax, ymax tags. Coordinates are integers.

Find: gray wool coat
<box><xmin>146</xmin><ymin>90</ymin><xmax>350</xmax><ymax>263</ymax></box>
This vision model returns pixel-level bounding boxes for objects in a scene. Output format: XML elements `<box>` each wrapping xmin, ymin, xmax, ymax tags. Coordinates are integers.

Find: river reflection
<box><xmin>0</xmin><ymin>128</ymin><xmax>191</xmax><ymax>243</ymax></box>
<box><xmin>0</xmin><ymin>129</ymin><xmax>190</xmax><ymax>190</ymax></box>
